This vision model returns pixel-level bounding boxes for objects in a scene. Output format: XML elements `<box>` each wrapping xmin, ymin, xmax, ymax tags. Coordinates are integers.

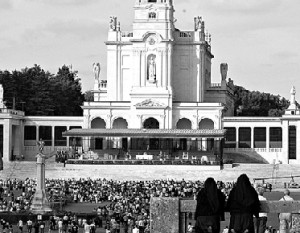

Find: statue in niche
<box><xmin>220</xmin><ymin>63</ymin><xmax>228</xmax><ymax>81</ymax></box>
<box><xmin>93</xmin><ymin>63</ymin><xmax>101</xmax><ymax>82</ymax></box>
<box><xmin>148</xmin><ymin>56</ymin><xmax>156</xmax><ymax>83</ymax></box>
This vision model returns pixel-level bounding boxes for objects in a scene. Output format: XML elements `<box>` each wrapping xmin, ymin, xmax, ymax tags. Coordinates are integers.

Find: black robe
<box><xmin>227</xmin><ymin>174</ymin><xmax>260</xmax><ymax>233</ymax></box>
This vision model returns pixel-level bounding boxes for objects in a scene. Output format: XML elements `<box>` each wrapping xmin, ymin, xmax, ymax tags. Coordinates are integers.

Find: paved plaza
<box><xmin>2</xmin><ymin>161</ymin><xmax>300</xmax><ymax>188</ymax></box>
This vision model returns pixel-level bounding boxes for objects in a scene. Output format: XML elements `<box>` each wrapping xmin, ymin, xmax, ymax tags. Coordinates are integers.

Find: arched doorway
<box><xmin>176</xmin><ymin>118</ymin><xmax>192</xmax><ymax>150</ymax></box>
<box><xmin>112</xmin><ymin>118</ymin><xmax>128</xmax><ymax>150</ymax></box>
<box><xmin>91</xmin><ymin>118</ymin><xmax>106</xmax><ymax>150</ymax></box>
<box><xmin>199</xmin><ymin>118</ymin><xmax>214</xmax><ymax>151</ymax></box>
<box><xmin>143</xmin><ymin>117</ymin><xmax>159</xmax><ymax>150</ymax></box>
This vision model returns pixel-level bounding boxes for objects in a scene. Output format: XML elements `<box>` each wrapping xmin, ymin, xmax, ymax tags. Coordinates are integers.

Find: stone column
<box><xmin>3</xmin><ymin>119</ymin><xmax>12</xmax><ymax>162</ymax></box>
<box><xmin>236</xmin><ymin>127</ymin><xmax>239</xmax><ymax>149</ymax></box>
<box><xmin>251</xmin><ymin>127</ymin><xmax>255</xmax><ymax>149</ymax></box>
<box><xmin>51</xmin><ymin>126</ymin><xmax>55</xmax><ymax>151</ymax></box>
<box><xmin>266</xmin><ymin>127</ymin><xmax>270</xmax><ymax>151</ymax></box>
<box><xmin>31</xmin><ymin>153</ymin><xmax>52</xmax><ymax>214</ymax></box>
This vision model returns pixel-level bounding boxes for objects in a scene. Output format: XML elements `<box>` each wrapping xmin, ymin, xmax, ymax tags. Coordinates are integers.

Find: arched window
<box><xmin>112</xmin><ymin>118</ymin><xmax>128</xmax><ymax>129</ymax></box>
<box><xmin>176</xmin><ymin>118</ymin><xmax>192</xmax><ymax>129</ymax></box>
<box><xmin>91</xmin><ymin>118</ymin><xmax>106</xmax><ymax>129</ymax></box>
<box><xmin>199</xmin><ymin>118</ymin><xmax>214</xmax><ymax>129</ymax></box>
<box><xmin>143</xmin><ymin>117</ymin><xmax>159</xmax><ymax>129</ymax></box>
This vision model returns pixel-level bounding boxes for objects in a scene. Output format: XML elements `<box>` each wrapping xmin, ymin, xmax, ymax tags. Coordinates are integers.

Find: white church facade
<box><xmin>0</xmin><ymin>0</ymin><xmax>300</xmax><ymax>165</ymax></box>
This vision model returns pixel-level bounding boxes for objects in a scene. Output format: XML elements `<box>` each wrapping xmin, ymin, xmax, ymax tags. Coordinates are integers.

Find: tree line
<box><xmin>233</xmin><ymin>85</ymin><xmax>292</xmax><ymax>117</ymax></box>
<box><xmin>0</xmin><ymin>65</ymin><xmax>84</xmax><ymax>116</ymax></box>
<box><xmin>0</xmin><ymin>64</ymin><xmax>295</xmax><ymax>117</ymax></box>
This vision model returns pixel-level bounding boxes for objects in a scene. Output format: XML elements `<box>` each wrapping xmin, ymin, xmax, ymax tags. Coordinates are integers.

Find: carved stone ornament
<box><xmin>135</xmin><ymin>99</ymin><xmax>165</xmax><ymax>108</ymax></box>
<box><xmin>148</xmin><ymin>36</ymin><xmax>157</xmax><ymax>45</ymax></box>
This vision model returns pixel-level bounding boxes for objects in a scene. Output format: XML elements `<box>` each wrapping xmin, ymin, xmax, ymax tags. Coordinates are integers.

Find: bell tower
<box><xmin>133</xmin><ymin>0</ymin><xmax>175</xmax><ymax>40</ymax></box>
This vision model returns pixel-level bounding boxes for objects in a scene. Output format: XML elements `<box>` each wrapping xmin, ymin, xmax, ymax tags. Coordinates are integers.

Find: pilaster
<box><xmin>3</xmin><ymin>119</ymin><xmax>12</xmax><ymax>162</ymax></box>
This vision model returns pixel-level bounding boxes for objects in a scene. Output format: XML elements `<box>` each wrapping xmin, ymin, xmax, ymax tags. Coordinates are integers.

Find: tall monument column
<box><xmin>31</xmin><ymin>140</ymin><xmax>52</xmax><ymax>214</ymax></box>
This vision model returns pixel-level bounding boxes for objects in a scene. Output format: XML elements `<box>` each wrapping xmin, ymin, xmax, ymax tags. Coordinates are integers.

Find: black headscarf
<box><xmin>233</xmin><ymin>174</ymin><xmax>257</xmax><ymax>207</ymax></box>
<box><xmin>204</xmin><ymin>177</ymin><xmax>219</xmax><ymax>213</ymax></box>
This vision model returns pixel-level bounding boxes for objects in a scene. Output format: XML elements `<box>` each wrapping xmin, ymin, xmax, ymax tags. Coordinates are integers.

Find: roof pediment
<box><xmin>135</xmin><ymin>99</ymin><xmax>166</xmax><ymax>109</ymax></box>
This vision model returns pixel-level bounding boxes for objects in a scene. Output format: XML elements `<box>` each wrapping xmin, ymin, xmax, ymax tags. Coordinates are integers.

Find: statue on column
<box><xmin>148</xmin><ymin>56</ymin><xmax>156</xmax><ymax>83</ymax></box>
<box><xmin>31</xmin><ymin>139</ymin><xmax>55</xmax><ymax>214</ymax></box>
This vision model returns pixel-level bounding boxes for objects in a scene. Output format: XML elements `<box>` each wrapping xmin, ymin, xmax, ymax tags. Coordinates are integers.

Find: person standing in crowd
<box><xmin>58</xmin><ymin>218</ymin><xmax>63</xmax><ymax>233</ymax></box>
<box><xmin>279</xmin><ymin>189</ymin><xmax>294</xmax><ymax>233</ymax></box>
<box><xmin>227</xmin><ymin>174</ymin><xmax>260</xmax><ymax>233</ymax></box>
<box><xmin>84</xmin><ymin>220</ymin><xmax>90</xmax><ymax>233</ymax></box>
<box><xmin>18</xmin><ymin>219</ymin><xmax>23</xmax><ymax>233</ymax></box>
<box><xmin>39</xmin><ymin>220</ymin><xmax>45</xmax><ymax>233</ymax></box>
<box><xmin>27</xmin><ymin>219</ymin><xmax>33</xmax><ymax>233</ymax></box>
<box><xmin>194</xmin><ymin>177</ymin><xmax>226</xmax><ymax>233</ymax></box>
<box><xmin>254</xmin><ymin>187</ymin><xmax>268</xmax><ymax>233</ymax></box>
<box><xmin>33</xmin><ymin>221</ymin><xmax>39</xmax><ymax>233</ymax></box>
<box><xmin>187</xmin><ymin>223</ymin><xmax>193</xmax><ymax>233</ymax></box>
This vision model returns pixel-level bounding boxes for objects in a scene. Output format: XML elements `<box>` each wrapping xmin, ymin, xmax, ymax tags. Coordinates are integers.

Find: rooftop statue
<box><xmin>220</xmin><ymin>63</ymin><xmax>228</xmax><ymax>81</ymax></box>
<box><xmin>109</xmin><ymin>16</ymin><xmax>117</xmax><ymax>31</ymax></box>
<box><xmin>194</xmin><ymin>16</ymin><xmax>202</xmax><ymax>31</ymax></box>
<box><xmin>290</xmin><ymin>86</ymin><xmax>296</xmax><ymax>105</ymax></box>
<box><xmin>291</xmin><ymin>86</ymin><xmax>296</xmax><ymax>95</ymax></box>
<box><xmin>93</xmin><ymin>63</ymin><xmax>101</xmax><ymax>82</ymax></box>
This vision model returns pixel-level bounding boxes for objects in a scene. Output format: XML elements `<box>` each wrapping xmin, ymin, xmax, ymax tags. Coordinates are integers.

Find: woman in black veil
<box><xmin>227</xmin><ymin>174</ymin><xmax>260</xmax><ymax>233</ymax></box>
<box><xmin>195</xmin><ymin>177</ymin><xmax>226</xmax><ymax>233</ymax></box>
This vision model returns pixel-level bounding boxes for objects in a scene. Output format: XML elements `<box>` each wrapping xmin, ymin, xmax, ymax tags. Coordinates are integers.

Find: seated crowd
<box><xmin>0</xmin><ymin>176</ymin><xmax>275</xmax><ymax>233</ymax></box>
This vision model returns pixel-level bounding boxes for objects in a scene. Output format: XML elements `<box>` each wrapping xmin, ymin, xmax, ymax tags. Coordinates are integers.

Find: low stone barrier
<box><xmin>150</xmin><ymin>198</ymin><xmax>300</xmax><ymax>233</ymax></box>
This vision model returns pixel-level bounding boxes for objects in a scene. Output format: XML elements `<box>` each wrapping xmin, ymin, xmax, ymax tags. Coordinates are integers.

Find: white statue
<box><xmin>290</xmin><ymin>86</ymin><xmax>296</xmax><ymax>105</ymax></box>
<box><xmin>109</xmin><ymin>16</ymin><xmax>117</xmax><ymax>31</ymax></box>
<box><xmin>0</xmin><ymin>84</ymin><xmax>3</xmax><ymax>101</ymax></box>
<box><xmin>93</xmin><ymin>63</ymin><xmax>101</xmax><ymax>81</ymax></box>
<box><xmin>0</xmin><ymin>84</ymin><xmax>6</xmax><ymax>109</ymax></box>
<box><xmin>194</xmin><ymin>16</ymin><xmax>202</xmax><ymax>31</ymax></box>
<box><xmin>148</xmin><ymin>57</ymin><xmax>156</xmax><ymax>83</ymax></box>
<box><xmin>220</xmin><ymin>63</ymin><xmax>228</xmax><ymax>81</ymax></box>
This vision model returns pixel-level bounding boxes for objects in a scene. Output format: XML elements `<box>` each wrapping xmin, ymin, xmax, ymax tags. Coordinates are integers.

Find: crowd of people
<box><xmin>0</xmin><ymin>175</ymin><xmax>290</xmax><ymax>233</ymax></box>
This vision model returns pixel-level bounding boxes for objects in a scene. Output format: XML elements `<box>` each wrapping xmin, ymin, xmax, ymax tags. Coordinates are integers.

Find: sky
<box><xmin>0</xmin><ymin>0</ymin><xmax>300</xmax><ymax>99</ymax></box>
